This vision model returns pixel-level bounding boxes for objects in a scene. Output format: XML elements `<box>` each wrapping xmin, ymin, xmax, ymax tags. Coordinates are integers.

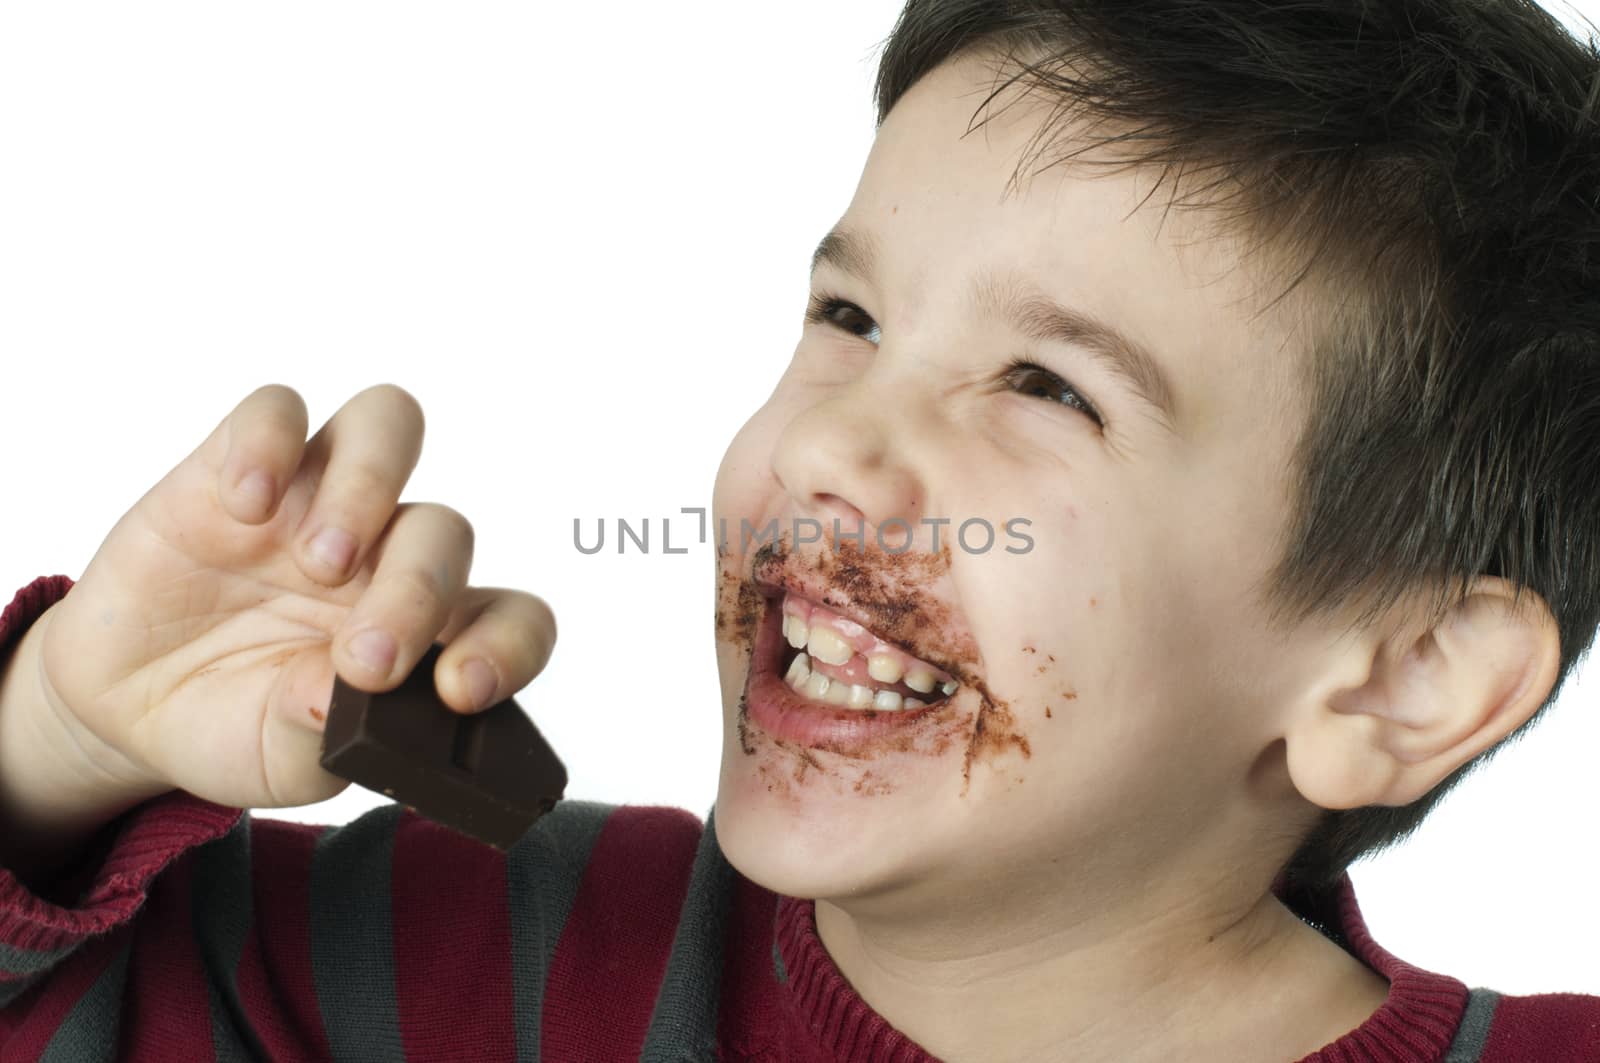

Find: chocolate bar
<box><xmin>319</xmin><ymin>641</ymin><xmax>566</xmax><ymax>850</ymax></box>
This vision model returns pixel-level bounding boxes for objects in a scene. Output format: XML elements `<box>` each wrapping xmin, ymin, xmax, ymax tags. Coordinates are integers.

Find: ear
<box><xmin>1283</xmin><ymin>577</ymin><xmax>1561</xmax><ymax>810</ymax></box>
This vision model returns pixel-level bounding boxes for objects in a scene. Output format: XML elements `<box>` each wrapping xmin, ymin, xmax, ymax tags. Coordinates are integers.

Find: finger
<box><xmin>281</xmin><ymin>585</ymin><xmax>556</xmax><ymax>734</ymax></box>
<box><xmin>262</xmin><ymin>717</ymin><xmax>351</xmax><ymax>808</ymax></box>
<box><xmin>292</xmin><ymin>383</ymin><xmax>426</xmax><ymax>586</ymax></box>
<box><xmin>216</xmin><ymin>384</ymin><xmax>311</xmax><ymax>526</ymax></box>
<box><xmin>329</xmin><ymin>501</ymin><xmax>474</xmax><ymax>695</ymax></box>
<box><xmin>431</xmin><ymin>587</ymin><xmax>558</xmax><ymax>715</ymax></box>
<box><xmin>261</xmin><ymin>646</ymin><xmax>355</xmax><ymax>805</ymax></box>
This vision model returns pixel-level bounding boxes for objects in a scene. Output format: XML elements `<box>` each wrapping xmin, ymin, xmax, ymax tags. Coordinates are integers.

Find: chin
<box><xmin>706</xmin><ymin>547</ymin><xmax>990</xmax><ymax>899</ymax></box>
<box><xmin>710</xmin><ymin>771</ymin><xmax>898</xmax><ymax>900</ymax></box>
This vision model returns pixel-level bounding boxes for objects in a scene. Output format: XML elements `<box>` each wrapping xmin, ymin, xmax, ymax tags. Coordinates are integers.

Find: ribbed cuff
<box><xmin>774</xmin><ymin>873</ymin><xmax>1471</xmax><ymax>1063</ymax></box>
<box><xmin>0</xmin><ymin>789</ymin><xmax>243</xmax><ymax>955</ymax></box>
<box><xmin>0</xmin><ymin>575</ymin><xmax>244</xmax><ymax>956</ymax></box>
<box><xmin>1297</xmin><ymin>873</ymin><xmax>1469</xmax><ymax>1062</ymax></box>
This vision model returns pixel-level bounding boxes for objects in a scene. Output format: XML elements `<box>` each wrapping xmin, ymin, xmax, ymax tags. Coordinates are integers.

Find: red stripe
<box><xmin>542</xmin><ymin>806</ymin><xmax>701</xmax><ymax>1060</ymax></box>
<box><xmin>123</xmin><ymin>852</ymin><xmax>214</xmax><ymax>1062</ymax></box>
<box><xmin>390</xmin><ymin>811</ymin><xmax>516</xmax><ymax>1062</ymax></box>
<box><xmin>235</xmin><ymin>819</ymin><xmax>331</xmax><ymax>1060</ymax></box>
<box><xmin>1482</xmin><ymin>992</ymin><xmax>1600</xmax><ymax>1060</ymax></box>
<box><xmin>717</xmin><ymin>873</ymin><xmax>785</xmax><ymax>1061</ymax></box>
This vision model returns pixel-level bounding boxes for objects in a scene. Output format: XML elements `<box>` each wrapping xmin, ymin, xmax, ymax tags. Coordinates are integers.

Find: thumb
<box><xmin>261</xmin><ymin>644</ymin><xmax>349</xmax><ymax>808</ymax></box>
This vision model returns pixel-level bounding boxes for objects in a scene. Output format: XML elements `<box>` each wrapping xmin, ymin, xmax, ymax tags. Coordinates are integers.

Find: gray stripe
<box><xmin>506</xmin><ymin>800</ymin><xmax>617</xmax><ymax>1063</ymax></box>
<box><xmin>771</xmin><ymin>885</ymin><xmax>788</xmax><ymax>986</ymax></box>
<box><xmin>38</xmin><ymin>934</ymin><xmax>132</xmax><ymax>1063</ymax></box>
<box><xmin>309</xmin><ymin>803</ymin><xmax>406</xmax><ymax>1063</ymax></box>
<box><xmin>1443</xmin><ymin>987</ymin><xmax>1501</xmax><ymax>1062</ymax></box>
<box><xmin>191</xmin><ymin>812</ymin><xmax>269</xmax><ymax>1062</ymax></box>
<box><xmin>0</xmin><ymin>937</ymin><xmax>78</xmax><ymax>988</ymax></box>
<box><xmin>638</xmin><ymin>805</ymin><xmax>737</xmax><ymax>1063</ymax></box>
<box><xmin>0</xmin><ymin>968</ymin><xmax>48</xmax><ymax>1009</ymax></box>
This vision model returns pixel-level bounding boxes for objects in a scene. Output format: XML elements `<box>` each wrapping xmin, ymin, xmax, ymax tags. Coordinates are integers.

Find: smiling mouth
<box><xmin>774</xmin><ymin>592</ymin><xmax>960</xmax><ymax>711</ymax></box>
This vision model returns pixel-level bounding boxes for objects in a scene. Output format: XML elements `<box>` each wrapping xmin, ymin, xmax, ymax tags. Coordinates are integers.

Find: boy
<box><xmin>3</xmin><ymin>0</ymin><xmax>1599</xmax><ymax>1059</ymax></box>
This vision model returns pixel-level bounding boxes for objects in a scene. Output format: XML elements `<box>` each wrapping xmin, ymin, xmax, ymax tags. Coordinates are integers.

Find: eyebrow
<box><xmin>811</xmin><ymin>227</ymin><xmax>1179</xmax><ymax>431</ymax></box>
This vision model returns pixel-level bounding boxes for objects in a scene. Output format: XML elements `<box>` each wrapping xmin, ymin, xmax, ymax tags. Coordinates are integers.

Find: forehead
<box><xmin>846</xmin><ymin>53</ymin><xmax>1309</xmax><ymax>440</ymax></box>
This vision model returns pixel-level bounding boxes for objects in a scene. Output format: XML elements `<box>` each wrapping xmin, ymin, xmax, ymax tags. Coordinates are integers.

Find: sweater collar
<box><xmin>773</xmin><ymin>873</ymin><xmax>1468</xmax><ymax>1062</ymax></box>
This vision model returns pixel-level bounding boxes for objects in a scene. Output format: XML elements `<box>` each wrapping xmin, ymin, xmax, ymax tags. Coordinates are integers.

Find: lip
<box><xmin>742</xmin><ymin>593</ymin><xmax>946</xmax><ymax>749</ymax></box>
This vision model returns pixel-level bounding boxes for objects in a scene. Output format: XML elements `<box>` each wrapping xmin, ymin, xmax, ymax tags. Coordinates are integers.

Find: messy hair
<box><xmin>873</xmin><ymin>0</ymin><xmax>1600</xmax><ymax>888</ymax></box>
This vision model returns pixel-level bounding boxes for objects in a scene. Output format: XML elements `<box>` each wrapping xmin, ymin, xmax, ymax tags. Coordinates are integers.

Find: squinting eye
<box><xmin>1003</xmin><ymin>359</ymin><xmax>1104</xmax><ymax>426</ymax></box>
<box><xmin>805</xmin><ymin>292</ymin><xmax>882</xmax><ymax>345</ymax></box>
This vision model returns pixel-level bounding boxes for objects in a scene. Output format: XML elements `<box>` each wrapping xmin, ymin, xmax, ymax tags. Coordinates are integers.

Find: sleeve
<box><xmin>1480</xmin><ymin>990</ymin><xmax>1600</xmax><ymax>1061</ymax></box>
<box><xmin>0</xmin><ymin>573</ymin><xmax>675</xmax><ymax>1063</ymax></box>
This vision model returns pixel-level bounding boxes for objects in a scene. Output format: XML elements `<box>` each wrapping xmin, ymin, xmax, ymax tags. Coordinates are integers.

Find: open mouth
<box><xmin>774</xmin><ymin>593</ymin><xmax>959</xmax><ymax>712</ymax></box>
<box><xmin>740</xmin><ymin>579</ymin><xmax>965</xmax><ymax>750</ymax></box>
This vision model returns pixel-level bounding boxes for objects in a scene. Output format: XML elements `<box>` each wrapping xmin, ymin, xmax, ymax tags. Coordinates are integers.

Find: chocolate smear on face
<box><xmin>715</xmin><ymin>556</ymin><xmax>773</xmax><ymax>654</ymax></box>
<box><xmin>723</xmin><ymin>543</ymin><xmax>791</xmax><ymax>762</ymax></box>
<box><xmin>728</xmin><ymin>533</ymin><xmax>1033</xmax><ymax>798</ymax></box>
<box><xmin>791</xmin><ymin>747</ymin><xmax>822</xmax><ymax>784</ymax></box>
<box><xmin>736</xmin><ymin>694</ymin><xmax>757</xmax><ymax>754</ymax></box>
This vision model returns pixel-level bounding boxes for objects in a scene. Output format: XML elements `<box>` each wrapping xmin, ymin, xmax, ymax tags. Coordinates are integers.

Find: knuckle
<box><xmin>250</xmin><ymin>411</ymin><xmax>308</xmax><ymax>449</ymax></box>
<box><xmin>453</xmin><ymin>590</ymin><xmax>555</xmax><ymax>659</ymax></box>
<box><xmin>353</xmin><ymin>573</ymin><xmax>450</xmax><ymax>655</ymax></box>
<box><xmin>392</xmin><ymin>565</ymin><xmax>449</xmax><ymax>611</ymax></box>
<box><xmin>523</xmin><ymin>592</ymin><xmax>557</xmax><ymax>638</ymax></box>
<box><xmin>251</xmin><ymin>385</ymin><xmax>308</xmax><ymax>426</ymax></box>
<box><xmin>314</xmin><ymin>463</ymin><xmax>401</xmax><ymax>530</ymax></box>
<box><xmin>424</xmin><ymin>502</ymin><xmax>475</xmax><ymax>548</ymax></box>
<box><xmin>224</xmin><ymin>390</ymin><xmax>306</xmax><ymax>496</ymax></box>
<box><xmin>254</xmin><ymin>381</ymin><xmax>300</xmax><ymax>400</ymax></box>
<box><xmin>250</xmin><ymin>382</ymin><xmax>299</xmax><ymax>405</ymax></box>
<box><xmin>503</xmin><ymin>590</ymin><xmax>557</xmax><ymax>652</ymax></box>
<box><xmin>344</xmin><ymin>458</ymin><xmax>400</xmax><ymax>499</ymax></box>
<box><xmin>364</xmin><ymin>383</ymin><xmax>426</xmax><ymax>432</ymax></box>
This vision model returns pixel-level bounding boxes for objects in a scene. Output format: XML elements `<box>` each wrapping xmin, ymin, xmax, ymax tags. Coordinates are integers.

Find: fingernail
<box><xmin>461</xmin><ymin>657</ymin><xmax>498</xmax><ymax>710</ymax></box>
<box><xmin>349</xmin><ymin>629</ymin><xmax>397</xmax><ymax>675</ymax></box>
<box><xmin>233</xmin><ymin>470</ymin><xmax>275</xmax><ymax>518</ymax></box>
<box><xmin>310</xmin><ymin>527</ymin><xmax>357</xmax><ymax>574</ymax></box>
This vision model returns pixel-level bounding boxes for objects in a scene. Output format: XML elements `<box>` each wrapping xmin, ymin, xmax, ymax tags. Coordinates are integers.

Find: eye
<box><xmin>805</xmin><ymin>291</ymin><xmax>882</xmax><ymax>345</ymax></box>
<box><xmin>1003</xmin><ymin>358</ymin><xmax>1104</xmax><ymax>426</ymax></box>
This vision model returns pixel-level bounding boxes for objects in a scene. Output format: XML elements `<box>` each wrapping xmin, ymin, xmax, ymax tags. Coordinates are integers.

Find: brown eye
<box><xmin>805</xmin><ymin>293</ymin><xmax>882</xmax><ymax>344</ymax></box>
<box><xmin>1003</xmin><ymin>360</ymin><xmax>1103</xmax><ymax>425</ymax></box>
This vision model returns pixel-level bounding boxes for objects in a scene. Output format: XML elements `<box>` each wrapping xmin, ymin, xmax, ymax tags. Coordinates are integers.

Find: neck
<box><xmin>812</xmin><ymin>867</ymin><xmax>1391</xmax><ymax>1063</ymax></box>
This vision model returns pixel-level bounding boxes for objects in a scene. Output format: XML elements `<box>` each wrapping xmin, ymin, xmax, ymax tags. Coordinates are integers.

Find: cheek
<box><xmin>953</xmin><ymin>483</ymin><xmax>1148</xmax><ymax>716</ymax></box>
<box><xmin>711</xmin><ymin>392</ymin><xmax>795</xmax><ymax>693</ymax></box>
<box><xmin>712</xmin><ymin>355</ymin><xmax>825</xmax><ymax>519</ymax></box>
<box><xmin>713</xmin><ymin>404</ymin><xmax>783</xmax><ymax>521</ymax></box>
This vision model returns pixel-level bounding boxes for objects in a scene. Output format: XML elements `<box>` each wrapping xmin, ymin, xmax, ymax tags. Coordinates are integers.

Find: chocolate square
<box><xmin>319</xmin><ymin>642</ymin><xmax>566</xmax><ymax>850</ymax></box>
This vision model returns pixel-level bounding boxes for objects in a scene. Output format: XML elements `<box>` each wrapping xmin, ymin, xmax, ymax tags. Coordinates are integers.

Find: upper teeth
<box><xmin>780</xmin><ymin>605</ymin><xmax>961</xmax><ymax>711</ymax></box>
<box><xmin>784</xmin><ymin>617</ymin><xmax>809</xmax><ymax>650</ymax></box>
<box><xmin>867</xmin><ymin>654</ymin><xmax>903</xmax><ymax>683</ymax></box>
<box><xmin>805</xmin><ymin>625</ymin><xmax>854</xmax><ymax>666</ymax></box>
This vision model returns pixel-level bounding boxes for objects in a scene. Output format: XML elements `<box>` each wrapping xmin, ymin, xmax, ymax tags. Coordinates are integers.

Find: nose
<box><xmin>770</xmin><ymin>391</ymin><xmax>925</xmax><ymax>546</ymax></box>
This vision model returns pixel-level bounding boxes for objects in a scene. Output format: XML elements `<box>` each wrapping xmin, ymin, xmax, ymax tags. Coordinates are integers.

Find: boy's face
<box><xmin>710</xmin><ymin>52</ymin><xmax>1329</xmax><ymax>908</ymax></box>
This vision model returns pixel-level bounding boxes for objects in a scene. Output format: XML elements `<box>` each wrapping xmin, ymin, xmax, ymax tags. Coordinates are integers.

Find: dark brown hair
<box><xmin>872</xmin><ymin>0</ymin><xmax>1600</xmax><ymax>887</ymax></box>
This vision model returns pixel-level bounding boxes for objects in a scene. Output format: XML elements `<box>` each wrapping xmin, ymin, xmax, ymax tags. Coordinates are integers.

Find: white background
<box><xmin>3</xmin><ymin>2</ymin><xmax>1596</xmax><ymax>997</ymax></box>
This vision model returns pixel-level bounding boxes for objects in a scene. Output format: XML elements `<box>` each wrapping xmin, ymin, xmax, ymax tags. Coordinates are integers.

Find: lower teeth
<box><xmin>782</xmin><ymin>651</ymin><xmax>930</xmax><ymax>712</ymax></box>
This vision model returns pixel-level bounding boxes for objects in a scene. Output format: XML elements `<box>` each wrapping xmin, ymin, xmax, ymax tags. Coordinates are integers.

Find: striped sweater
<box><xmin>1</xmin><ymin>576</ymin><xmax>1598</xmax><ymax>1062</ymax></box>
